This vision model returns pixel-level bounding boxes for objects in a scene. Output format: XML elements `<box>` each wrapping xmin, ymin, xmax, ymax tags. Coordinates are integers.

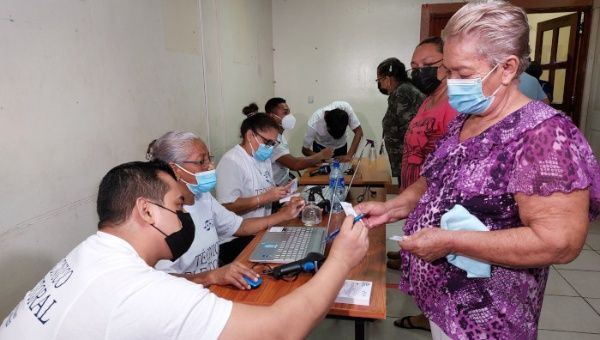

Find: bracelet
<box><xmin>256</xmin><ymin>195</ymin><xmax>261</xmax><ymax>208</ymax></box>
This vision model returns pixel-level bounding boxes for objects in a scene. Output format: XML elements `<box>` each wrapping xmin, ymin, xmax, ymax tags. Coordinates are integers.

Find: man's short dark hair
<box><xmin>265</xmin><ymin>97</ymin><xmax>287</xmax><ymax>114</ymax></box>
<box><xmin>97</xmin><ymin>160</ymin><xmax>176</xmax><ymax>228</ymax></box>
<box><xmin>324</xmin><ymin>109</ymin><xmax>349</xmax><ymax>139</ymax></box>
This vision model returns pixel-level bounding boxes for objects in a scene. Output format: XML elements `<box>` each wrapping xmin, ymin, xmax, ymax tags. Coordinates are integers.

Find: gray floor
<box><xmin>307</xmin><ymin>195</ymin><xmax>600</xmax><ymax>339</ymax></box>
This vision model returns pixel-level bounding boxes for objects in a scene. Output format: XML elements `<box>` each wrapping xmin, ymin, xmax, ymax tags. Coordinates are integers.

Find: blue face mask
<box><xmin>252</xmin><ymin>134</ymin><xmax>274</xmax><ymax>162</ymax></box>
<box><xmin>176</xmin><ymin>165</ymin><xmax>217</xmax><ymax>196</ymax></box>
<box><xmin>447</xmin><ymin>64</ymin><xmax>501</xmax><ymax>115</ymax></box>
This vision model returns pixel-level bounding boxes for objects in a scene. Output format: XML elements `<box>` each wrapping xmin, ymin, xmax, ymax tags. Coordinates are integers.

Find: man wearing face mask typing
<box><xmin>0</xmin><ymin>160</ymin><xmax>370</xmax><ymax>339</ymax></box>
<box><xmin>266</xmin><ymin>97</ymin><xmax>334</xmax><ymax>186</ymax></box>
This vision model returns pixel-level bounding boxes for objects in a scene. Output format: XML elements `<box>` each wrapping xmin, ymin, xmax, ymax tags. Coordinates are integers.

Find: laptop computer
<box><xmin>249</xmin><ymin>155</ymin><xmax>363</xmax><ymax>263</ymax></box>
<box><xmin>248</xmin><ymin>226</ymin><xmax>328</xmax><ymax>263</ymax></box>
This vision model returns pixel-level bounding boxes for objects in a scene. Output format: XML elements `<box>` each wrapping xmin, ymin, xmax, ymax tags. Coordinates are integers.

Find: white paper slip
<box><xmin>289</xmin><ymin>178</ymin><xmax>298</xmax><ymax>193</ymax></box>
<box><xmin>279</xmin><ymin>192</ymin><xmax>301</xmax><ymax>203</ymax></box>
<box><xmin>335</xmin><ymin>280</ymin><xmax>372</xmax><ymax>306</ymax></box>
<box><xmin>269</xmin><ymin>226</ymin><xmax>285</xmax><ymax>232</ymax></box>
<box><xmin>389</xmin><ymin>235</ymin><xmax>404</xmax><ymax>241</ymax></box>
<box><xmin>340</xmin><ymin>201</ymin><xmax>357</xmax><ymax>217</ymax></box>
<box><xmin>279</xmin><ymin>179</ymin><xmax>300</xmax><ymax>203</ymax></box>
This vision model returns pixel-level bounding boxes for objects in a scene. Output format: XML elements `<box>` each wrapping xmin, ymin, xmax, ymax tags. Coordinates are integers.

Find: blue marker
<box><xmin>353</xmin><ymin>213</ymin><xmax>366</xmax><ymax>224</ymax></box>
<box><xmin>325</xmin><ymin>213</ymin><xmax>365</xmax><ymax>243</ymax></box>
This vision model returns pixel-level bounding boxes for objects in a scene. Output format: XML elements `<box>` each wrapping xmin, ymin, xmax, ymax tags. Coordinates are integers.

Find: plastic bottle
<box><xmin>329</xmin><ymin>160</ymin><xmax>345</xmax><ymax>213</ymax></box>
<box><xmin>368</xmin><ymin>140</ymin><xmax>376</xmax><ymax>161</ymax></box>
<box><xmin>301</xmin><ymin>192</ymin><xmax>322</xmax><ymax>226</ymax></box>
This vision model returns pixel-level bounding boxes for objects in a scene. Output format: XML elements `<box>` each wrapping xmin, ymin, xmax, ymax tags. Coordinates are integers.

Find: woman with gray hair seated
<box><xmin>147</xmin><ymin>131</ymin><xmax>304</xmax><ymax>290</ymax></box>
<box><xmin>356</xmin><ymin>1</ymin><xmax>600</xmax><ymax>338</ymax></box>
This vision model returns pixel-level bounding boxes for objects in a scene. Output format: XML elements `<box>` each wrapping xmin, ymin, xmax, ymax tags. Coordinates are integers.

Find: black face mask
<box><xmin>411</xmin><ymin>66</ymin><xmax>441</xmax><ymax>95</ymax></box>
<box><xmin>377</xmin><ymin>82</ymin><xmax>388</xmax><ymax>95</ymax></box>
<box><xmin>149</xmin><ymin>203</ymin><xmax>195</xmax><ymax>261</ymax></box>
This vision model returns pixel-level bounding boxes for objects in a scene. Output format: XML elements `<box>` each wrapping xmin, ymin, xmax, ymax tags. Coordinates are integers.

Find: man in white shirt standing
<box><xmin>0</xmin><ymin>160</ymin><xmax>369</xmax><ymax>340</ymax></box>
<box><xmin>266</xmin><ymin>97</ymin><xmax>334</xmax><ymax>186</ymax></box>
<box><xmin>302</xmin><ymin>100</ymin><xmax>363</xmax><ymax>162</ymax></box>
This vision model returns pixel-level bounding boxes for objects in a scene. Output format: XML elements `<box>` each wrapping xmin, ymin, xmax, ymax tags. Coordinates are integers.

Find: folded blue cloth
<box><xmin>441</xmin><ymin>204</ymin><xmax>491</xmax><ymax>278</ymax></box>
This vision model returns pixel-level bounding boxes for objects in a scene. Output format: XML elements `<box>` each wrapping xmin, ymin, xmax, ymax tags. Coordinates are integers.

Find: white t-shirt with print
<box><xmin>302</xmin><ymin>101</ymin><xmax>361</xmax><ymax>150</ymax></box>
<box><xmin>0</xmin><ymin>232</ymin><xmax>232</xmax><ymax>340</ymax></box>
<box><xmin>216</xmin><ymin>144</ymin><xmax>275</xmax><ymax>220</ymax></box>
<box><xmin>155</xmin><ymin>192</ymin><xmax>242</xmax><ymax>274</ymax></box>
<box><xmin>272</xmin><ymin>133</ymin><xmax>291</xmax><ymax>186</ymax></box>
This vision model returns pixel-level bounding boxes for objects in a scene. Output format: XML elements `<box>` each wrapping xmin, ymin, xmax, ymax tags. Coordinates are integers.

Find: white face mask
<box><xmin>280</xmin><ymin>114</ymin><xmax>296</xmax><ymax>130</ymax></box>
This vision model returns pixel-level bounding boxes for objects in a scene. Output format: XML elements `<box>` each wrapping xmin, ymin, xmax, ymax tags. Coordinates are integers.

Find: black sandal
<box><xmin>393</xmin><ymin>316</ymin><xmax>431</xmax><ymax>332</ymax></box>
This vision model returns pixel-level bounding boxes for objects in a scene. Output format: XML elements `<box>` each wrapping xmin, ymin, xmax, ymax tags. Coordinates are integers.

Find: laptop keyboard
<box><xmin>271</xmin><ymin>227</ymin><xmax>316</xmax><ymax>262</ymax></box>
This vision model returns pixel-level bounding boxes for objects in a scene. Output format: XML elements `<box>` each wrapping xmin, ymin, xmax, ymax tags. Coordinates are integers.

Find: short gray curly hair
<box><xmin>442</xmin><ymin>0</ymin><xmax>530</xmax><ymax>75</ymax></box>
<box><xmin>146</xmin><ymin>131</ymin><xmax>202</xmax><ymax>164</ymax></box>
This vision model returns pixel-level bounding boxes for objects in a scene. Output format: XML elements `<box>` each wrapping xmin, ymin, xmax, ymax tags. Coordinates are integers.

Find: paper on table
<box><xmin>334</xmin><ymin>280</ymin><xmax>372</xmax><ymax>306</ymax></box>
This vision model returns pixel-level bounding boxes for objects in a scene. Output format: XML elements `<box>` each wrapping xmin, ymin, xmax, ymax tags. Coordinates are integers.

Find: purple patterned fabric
<box><xmin>400</xmin><ymin>101</ymin><xmax>600</xmax><ymax>339</ymax></box>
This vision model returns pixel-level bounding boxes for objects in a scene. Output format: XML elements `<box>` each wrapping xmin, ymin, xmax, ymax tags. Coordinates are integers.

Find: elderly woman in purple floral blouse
<box><xmin>356</xmin><ymin>1</ymin><xmax>600</xmax><ymax>339</ymax></box>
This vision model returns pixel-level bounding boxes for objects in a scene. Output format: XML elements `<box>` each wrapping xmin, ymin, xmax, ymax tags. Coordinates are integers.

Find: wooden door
<box><xmin>535</xmin><ymin>13</ymin><xmax>580</xmax><ymax>119</ymax></box>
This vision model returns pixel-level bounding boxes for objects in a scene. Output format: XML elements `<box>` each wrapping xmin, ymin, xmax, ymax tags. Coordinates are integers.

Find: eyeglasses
<box><xmin>181</xmin><ymin>155</ymin><xmax>215</xmax><ymax>167</ymax></box>
<box><xmin>254</xmin><ymin>131</ymin><xmax>279</xmax><ymax>147</ymax></box>
<box><xmin>408</xmin><ymin>59</ymin><xmax>444</xmax><ymax>73</ymax></box>
<box><xmin>375</xmin><ymin>76</ymin><xmax>386</xmax><ymax>83</ymax></box>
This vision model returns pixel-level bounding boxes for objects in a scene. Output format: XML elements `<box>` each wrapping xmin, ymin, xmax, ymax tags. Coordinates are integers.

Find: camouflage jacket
<box><xmin>382</xmin><ymin>82</ymin><xmax>425</xmax><ymax>177</ymax></box>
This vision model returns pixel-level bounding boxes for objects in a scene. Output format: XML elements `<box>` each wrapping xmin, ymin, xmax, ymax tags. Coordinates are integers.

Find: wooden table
<box><xmin>299</xmin><ymin>157</ymin><xmax>392</xmax><ymax>188</ymax></box>
<box><xmin>210</xmin><ymin>188</ymin><xmax>387</xmax><ymax>340</ymax></box>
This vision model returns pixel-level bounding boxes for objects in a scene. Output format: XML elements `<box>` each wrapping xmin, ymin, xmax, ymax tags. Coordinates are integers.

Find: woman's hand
<box><xmin>399</xmin><ymin>228</ymin><xmax>452</xmax><ymax>262</ymax></box>
<box><xmin>278</xmin><ymin>196</ymin><xmax>305</xmax><ymax>221</ymax></box>
<box><xmin>264</xmin><ymin>184</ymin><xmax>291</xmax><ymax>203</ymax></box>
<box><xmin>354</xmin><ymin>201</ymin><xmax>390</xmax><ymax>228</ymax></box>
<box><xmin>208</xmin><ymin>261</ymin><xmax>260</xmax><ymax>290</ymax></box>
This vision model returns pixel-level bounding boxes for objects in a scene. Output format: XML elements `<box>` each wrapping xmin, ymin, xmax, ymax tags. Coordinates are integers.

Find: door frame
<box><xmin>420</xmin><ymin>0</ymin><xmax>593</xmax><ymax>127</ymax></box>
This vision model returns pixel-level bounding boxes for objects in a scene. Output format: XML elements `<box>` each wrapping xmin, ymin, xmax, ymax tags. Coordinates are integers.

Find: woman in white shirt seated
<box><xmin>147</xmin><ymin>131</ymin><xmax>304</xmax><ymax>289</ymax></box>
<box><xmin>301</xmin><ymin>101</ymin><xmax>363</xmax><ymax>162</ymax></box>
<box><xmin>216</xmin><ymin>104</ymin><xmax>304</xmax><ymax>261</ymax></box>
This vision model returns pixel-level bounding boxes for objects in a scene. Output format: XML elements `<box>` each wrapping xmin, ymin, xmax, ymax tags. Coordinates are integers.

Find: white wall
<box><xmin>271</xmin><ymin>0</ymin><xmax>461</xmax><ymax>154</ymax></box>
<box><xmin>201</xmin><ymin>0</ymin><xmax>274</xmax><ymax>158</ymax></box>
<box><xmin>0</xmin><ymin>0</ymin><xmax>208</xmax><ymax>316</ymax></box>
<box><xmin>0</xmin><ymin>0</ymin><xmax>274</xmax><ymax>317</ymax></box>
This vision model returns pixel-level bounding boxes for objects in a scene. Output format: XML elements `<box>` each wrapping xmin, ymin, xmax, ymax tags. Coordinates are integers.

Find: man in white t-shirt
<box><xmin>265</xmin><ymin>97</ymin><xmax>333</xmax><ymax>186</ymax></box>
<box><xmin>302</xmin><ymin>101</ymin><xmax>363</xmax><ymax>163</ymax></box>
<box><xmin>0</xmin><ymin>160</ymin><xmax>369</xmax><ymax>339</ymax></box>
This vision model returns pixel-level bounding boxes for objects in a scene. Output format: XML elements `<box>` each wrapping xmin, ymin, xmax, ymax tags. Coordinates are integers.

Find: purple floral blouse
<box><xmin>400</xmin><ymin>101</ymin><xmax>600</xmax><ymax>339</ymax></box>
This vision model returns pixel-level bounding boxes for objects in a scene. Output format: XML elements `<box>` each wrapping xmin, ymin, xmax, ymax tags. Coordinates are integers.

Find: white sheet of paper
<box><xmin>279</xmin><ymin>192</ymin><xmax>301</xmax><ymax>203</ymax></box>
<box><xmin>279</xmin><ymin>179</ymin><xmax>299</xmax><ymax>203</ymax></box>
<box><xmin>289</xmin><ymin>178</ymin><xmax>298</xmax><ymax>193</ymax></box>
<box><xmin>389</xmin><ymin>235</ymin><xmax>404</xmax><ymax>241</ymax></box>
<box><xmin>340</xmin><ymin>202</ymin><xmax>357</xmax><ymax>217</ymax></box>
<box><xmin>334</xmin><ymin>280</ymin><xmax>372</xmax><ymax>306</ymax></box>
<box><xmin>269</xmin><ymin>226</ymin><xmax>285</xmax><ymax>232</ymax></box>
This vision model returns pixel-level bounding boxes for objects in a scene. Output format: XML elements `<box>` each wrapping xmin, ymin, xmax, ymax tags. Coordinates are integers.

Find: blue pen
<box><xmin>325</xmin><ymin>213</ymin><xmax>365</xmax><ymax>243</ymax></box>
